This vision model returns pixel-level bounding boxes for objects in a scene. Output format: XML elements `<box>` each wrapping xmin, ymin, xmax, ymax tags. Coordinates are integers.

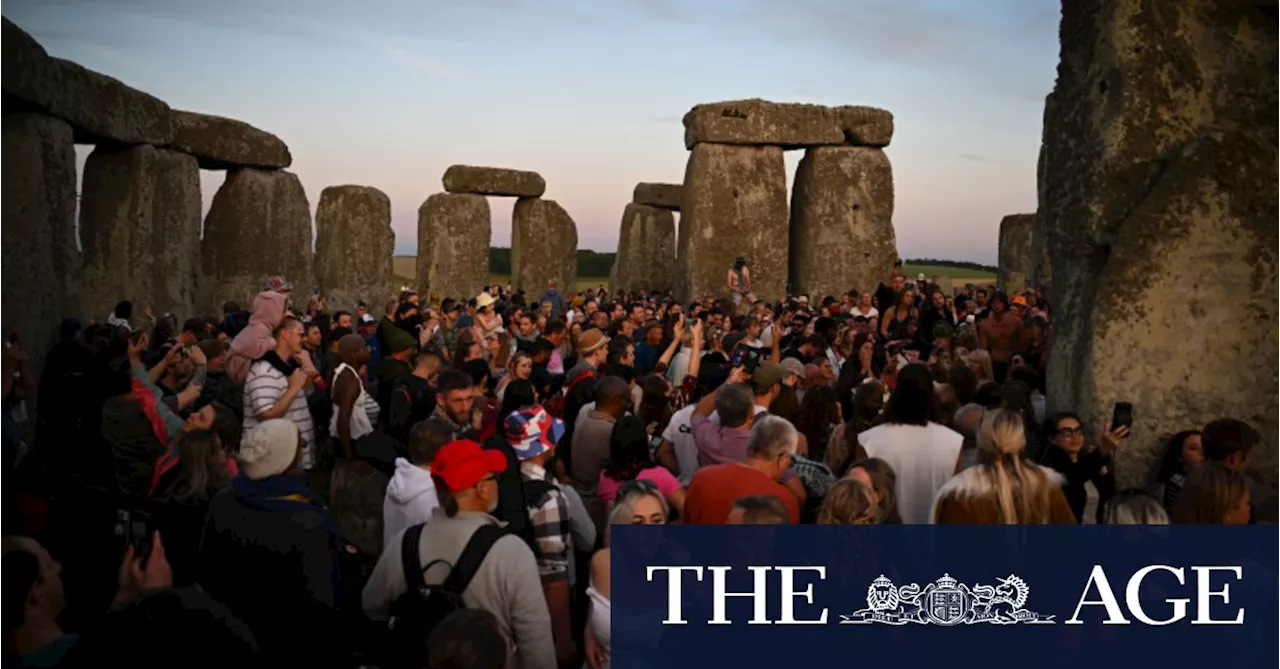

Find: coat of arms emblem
<box><xmin>840</xmin><ymin>573</ymin><xmax>1055</xmax><ymax>626</ymax></box>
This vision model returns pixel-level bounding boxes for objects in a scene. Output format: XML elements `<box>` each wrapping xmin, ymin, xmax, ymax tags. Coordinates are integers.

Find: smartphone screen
<box><xmin>1111</xmin><ymin>402</ymin><xmax>1134</xmax><ymax>431</ymax></box>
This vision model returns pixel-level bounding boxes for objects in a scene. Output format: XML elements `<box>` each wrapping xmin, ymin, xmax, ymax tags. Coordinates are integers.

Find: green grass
<box><xmin>903</xmin><ymin>263</ymin><xmax>996</xmax><ymax>282</ymax></box>
<box><xmin>392</xmin><ymin>257</ymin><xmax>995</xmax><ymax>294</ymax></box>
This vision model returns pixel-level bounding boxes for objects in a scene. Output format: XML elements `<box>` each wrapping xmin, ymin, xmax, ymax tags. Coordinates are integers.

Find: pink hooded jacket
<box><xmin>226</xmin><ymin>291</ymin><xmax>289</xmax><ymax>384</ymax></box>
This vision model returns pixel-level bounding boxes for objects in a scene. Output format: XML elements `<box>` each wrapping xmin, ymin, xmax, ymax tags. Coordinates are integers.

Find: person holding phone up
<box><xmin>1039</xmin><ymin>409</ymin><xmax>1130</xmax><ymax>524</ymax></box>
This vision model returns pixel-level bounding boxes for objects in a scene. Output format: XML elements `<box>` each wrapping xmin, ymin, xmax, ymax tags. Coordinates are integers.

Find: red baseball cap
<box><xmin>432</xmin><ymin>439</ymin><xmax>507</xmax><ymax>492</ymax></box>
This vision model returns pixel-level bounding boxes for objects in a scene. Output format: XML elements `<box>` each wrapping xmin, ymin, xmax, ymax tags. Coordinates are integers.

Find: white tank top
<box><xmin>586</xmin><ymin>583</ymin><xmax>611</xmax><ymax>668</ymax></box>
<box><xmin>330</xmin><ymin>363</ymin><xmax>380</xmax><ymax>441</ymax></box>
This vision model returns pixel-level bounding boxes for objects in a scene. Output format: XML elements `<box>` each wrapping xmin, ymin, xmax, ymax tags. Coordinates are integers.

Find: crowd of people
<box><xmin>1</xmin><ymin>258</ymin><xmax>1267</xmax><ymax>668</ymax></box>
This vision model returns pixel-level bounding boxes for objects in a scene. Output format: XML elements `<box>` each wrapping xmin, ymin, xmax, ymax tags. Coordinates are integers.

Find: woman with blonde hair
<box><xmin>494</xmin><ymin>351</ymin><xmax>534</xmax><ymax>404</ymax></box>
<box><xmin>963</xmin><ymin>348</ymin><xmax>994</xmax><ymax>383</ymax></box>
<box><xmin>932</xmin><ymin>408</ymin><xmax>1075</xmax><ymax>524</ymax></box>
<box><xmin>585</xmin><ymin>482</ymin><xmax>669</xmax><ymax>669</ymax></box>
<box><xmin>817</xmin><ymin>478</ymin><xmax>879</xmax><ymax>524</ymax></box>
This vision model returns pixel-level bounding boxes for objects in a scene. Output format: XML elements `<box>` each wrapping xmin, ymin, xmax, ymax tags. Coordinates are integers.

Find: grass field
<box><xmin>392</xmin><ymin>256</ymin><xmax>995</xmax><ymax>294</ymax></box>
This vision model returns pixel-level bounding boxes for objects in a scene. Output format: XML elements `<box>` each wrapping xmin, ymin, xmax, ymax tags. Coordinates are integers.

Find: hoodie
<box><xmin>226</xmin><ymin>291</ymin><xmax>288</xmax><ymax>384</ymax></box>
<box><xmin>382</xmin><ymin>457</ymin><xmax>439</xmax><ymax>550</ymax></box>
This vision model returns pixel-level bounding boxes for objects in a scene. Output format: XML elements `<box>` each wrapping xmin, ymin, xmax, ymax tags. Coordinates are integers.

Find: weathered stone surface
<box><xmin>442</xmin><ymin>165</ymin><xmax>545</xmax><ymax>198</ymax></box>
<box><xmin>81</xmin><ymin>145</ymin><xmax>202</xmax><ymax>321</ymax></box>
<box><xmin>1</xmin><ymin>21</ymin><xmax>172</xmax><ymax>145</ymax></box>
<box><xmin>169</xmin><ymin>110</ymin><xmax>292</xmax><ymax>169</ymax></box>
<box><xmin>416</xmin><ymin>193</ymin><xmax>491</xmax><ymax>301</ymax></box>
<box><xmin>682</xmin><ymin>99</ymin><xmax>894</xmax><ymax>150</ymax></box>
<box><xmin>1031</xmin><ymin>101</ymin><xmax>1054</xmax><ymax>294</ymax></box>
<box><xmin>677</xmin><ymin>144</ymin><xmax>788</xmax><ymax>301</ymax></box>
<box><xmin>682</xmin><ymin>99</ymin><xmax>843</xmax><ymax>149</ymax></box>
<box><xmin>202</xmin><ymin>169</ymin><xmax>313</xmax><ymax>311</ymax></box>
<box><xmin>997</xmin><ymin>213</ymin><xmax>1034</xmax><ymax>294</ymax></box>
<box><xmin>315</xmin><ymin>186</ymin><xmax>394</xmax><ymax>311</ymax></box>
<box><xmin>632</xmin><ymin>182</ymin><xmax>683</xmax><ymax>210</ymax></box>
<box><xmin>834</xmin><ymin>106</ymin><xmax>894</xmax><ymax>147</ymax></box>
<box><xmin>511</xmin><ymin>198</ymin><xmax>578</xmax><ymax>293</ymax></box>
<box><xmin>2</xmin><ymin>113</ymin><xmax>81</xmax><ymax>373</ymax></box>
<box><xmin>789</xmin><ymin>146</ymin><xmax>897</xmax><ymax>298</ymax></box>
<box><xmin>613</xmin><ymin>204</ymin><xmax>676</xmax><ymax>294</ymax></box>
<box><xmin>1042</xmin><ymin>0</ymin><xmax>1278</xmax><ymax>517</ymax></box>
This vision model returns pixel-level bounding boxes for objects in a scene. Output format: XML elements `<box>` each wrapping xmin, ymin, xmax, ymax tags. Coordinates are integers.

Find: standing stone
<box><xmin>997</xmin><ymin>214</ymin><xmax>1035</xmax><ymax>294</ymax></box>
<box><xmin>511</xmin><ymin>198</ymin><xmax>578</xmax><ymax>294</ymax></box>
<box><xmin>632</xmin><ymin>183</ymin><xmax>683</xmax><ymax>211</ymax></box>
<box><xmin>442</xmin><ymin>165</ymin><xmax>545</xmax><ymax>198</ymax></box>
<box><xmin>1042</xmin><ymin>0</ymin><xmax>1277</xmax><ymax>516</ymax></box>
<box><xmin>1</xmin><ymin>113</ymin><xmax>80</xmax><ymax>373</ymax></box>
<box><xmin>613</xmin><ymin>203</ymin><xmax>676</xmax><ymax>294</ymax></box>
<box><xmin>169</xmin><ymin>110</ymin><xmax>292</xmax><ymax>169</ymax></box>
<box><xmin>1031</xmin><ymin>122</ymin><xmax>1053</xmax><ymax>293</ymax></box>
<box><xmin>81</xmin><ymin>144</ymin><xmax>201</xmax><ymax>321</ymax></box>
<box><xmin>2</xmin><ymin>18</ymin><xmax>172</xmax><ymax>145</ymax></box>
<box><xmin>789</xmin><ymin>146</ymin><xmax>896</xmax><ymax>298</ymax></box>
<box><xmin>416</xmin><ymin>193</ymin><xmax>491</xmax><ymax>301</ymax></box>
<box><xmin>314</xmin><ymin>186</ymin><xmax>394</xmax><ymax>312</ymax></box>
<box><xmin>202</xmin><ymin>169</ymin><xmax>313</xmax><ymax>311</ymax></box>
<box><xmin>678</xmin><ymin>144</ymin><xmax>787</xmax><ymax>302</ymax></box>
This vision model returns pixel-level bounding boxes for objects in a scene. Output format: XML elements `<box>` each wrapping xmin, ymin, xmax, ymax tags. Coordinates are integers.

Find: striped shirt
<box><xmin>243</xmin><ymin>359</ymin><xmax>316</xmax><ymax>470</ymax></box>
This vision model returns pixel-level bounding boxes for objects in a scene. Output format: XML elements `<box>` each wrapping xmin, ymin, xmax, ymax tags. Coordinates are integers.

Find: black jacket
<box><xmin>197</xmin><ymin>487</ymin><xmax>341</xmax><ymax>666</ymax></box>
<box><xmin>1042</xmin><ymin>446</ymin><xmax>1115</xmax><ymax>524</ymax></box>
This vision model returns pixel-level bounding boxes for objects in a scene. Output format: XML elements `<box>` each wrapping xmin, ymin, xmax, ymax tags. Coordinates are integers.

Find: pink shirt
<box><xmin>597</xmin><ymin>466</ymin><xmax>682</xmax><ymax>507</ymax></box>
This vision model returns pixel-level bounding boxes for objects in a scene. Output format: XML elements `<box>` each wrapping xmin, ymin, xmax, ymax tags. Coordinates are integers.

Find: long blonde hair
<box><xmin>977</xmin><ymin>408</ymin><xmax>1056</xmax><ymax>523</ymax></box>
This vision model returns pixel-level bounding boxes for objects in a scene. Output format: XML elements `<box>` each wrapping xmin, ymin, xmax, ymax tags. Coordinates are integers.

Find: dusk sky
<box><xmin>6</xmin><ymin>0</ymin><xmax>1059</xmax><ymax>265</ymax></box>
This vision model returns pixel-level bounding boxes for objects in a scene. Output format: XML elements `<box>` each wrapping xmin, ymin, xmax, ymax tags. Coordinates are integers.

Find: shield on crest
<box><xmin>926</xmin><ymin>588</ymin><xmax>967</xmax><ymax>625</ymax></box>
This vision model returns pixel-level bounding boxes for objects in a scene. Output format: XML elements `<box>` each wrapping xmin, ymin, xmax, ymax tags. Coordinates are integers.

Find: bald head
<box><xmin>595</xmin><ymin>376</ymin><xmax>631</xmax><ymax>414</ymax></box>
<box><xmin>337</xmin><ymin>333</ymin><xmax>368</xmax><ymax>363</ymax></box>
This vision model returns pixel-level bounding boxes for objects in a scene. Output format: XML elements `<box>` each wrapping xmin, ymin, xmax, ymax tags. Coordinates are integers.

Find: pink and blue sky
<box><xmin>5</xmin><ymin>0</ymin><xmax>1058</xmax><ymax>265</ymax></box>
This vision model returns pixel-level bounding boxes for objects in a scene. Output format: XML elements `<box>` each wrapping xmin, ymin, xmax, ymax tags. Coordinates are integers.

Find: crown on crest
<box><xmin>872</xmin><ymin>574</ymin><xmax>893</xmax><ymax>587</ymax></box>
<box><xmin>935</xmin><ymin>573</ymin><xmax>958</xmax><ymax>588</ymax></box>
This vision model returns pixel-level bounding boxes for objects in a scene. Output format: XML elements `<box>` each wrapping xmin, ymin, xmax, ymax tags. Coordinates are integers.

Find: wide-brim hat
<box><xmin>476</xmin><ymin>292</ymin><xmax>497</xmax><ymax>310</ymax></box>
<box><xmin>504</xmin><ymin>406</ymin><xmax>564</xmax><ymax>461</ymax></box>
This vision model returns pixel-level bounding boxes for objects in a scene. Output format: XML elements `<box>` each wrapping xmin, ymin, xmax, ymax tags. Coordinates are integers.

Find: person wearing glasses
<box><xmin>1038</xmin><ymin>412</ymin><xmax>1126</xmax><ymax>524</ymax></box>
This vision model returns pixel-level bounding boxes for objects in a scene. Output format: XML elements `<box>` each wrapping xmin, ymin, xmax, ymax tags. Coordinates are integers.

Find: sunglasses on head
<box><xmin>617</xmin><ymin>479</ymin><xmax>659</xmax><ymax>498</ymax></box>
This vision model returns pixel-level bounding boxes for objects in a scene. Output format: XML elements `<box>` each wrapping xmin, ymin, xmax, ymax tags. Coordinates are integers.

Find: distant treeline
<box><xmin>489</xmin><ymin>248</ymin><xmax>616</xmax><ymax>277</ymax></box>
<box><xmin>903</xmin><ymin>258</ymin><xmax>998</xmax><ymax>274</ymax></box>
<box><xmin>482</xmin><ymin>250</ymin><xmax>990</xmax><ymax>279</ymax></box>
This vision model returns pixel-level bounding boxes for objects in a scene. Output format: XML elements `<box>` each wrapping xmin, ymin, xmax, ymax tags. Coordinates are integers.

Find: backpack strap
<box><xmin>441</xmin><ymin>523</ymin><xmax>506</xmax><ymax>596</ymax></box>
<box><xmin>565</xmin><ymin>368</ymin><xmax>596</xmax><ymax>395</ymax></box>
<box><xmin>401</xmin><ymin>523</ymin><xmax>428</xmax><ymax>592</ymax></box>
<box><xmin>522</xmin><ymin>479</ymin><xmax>557</xmax><ymax>511</ymax></box>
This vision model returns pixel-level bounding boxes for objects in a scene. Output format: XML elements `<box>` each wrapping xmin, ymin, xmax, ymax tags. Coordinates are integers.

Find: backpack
<box><xmin>544</xmin><ymin>367</ymin><xmax>595</xmax><ymax>419</ymax></box>
<box><xmin>385</xmin><ymin>522</ymin><xmax>506</xmax><ymax>667</ymax></box>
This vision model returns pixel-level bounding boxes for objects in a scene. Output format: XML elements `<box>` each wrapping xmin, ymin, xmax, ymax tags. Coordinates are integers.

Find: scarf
<box><xmin>231</xmin><ymin>473</ymin><xmax>345</xmax><ymax>594</ymax></box>
<box><xmin>260</xmin><ymin>350</ymin><xmax>299</xmax><ymax>377</ymax></box>
<box><xmin>131</xmin><ymin>378</ymin><xmax>168</xmax><ymax>445</ymax></box>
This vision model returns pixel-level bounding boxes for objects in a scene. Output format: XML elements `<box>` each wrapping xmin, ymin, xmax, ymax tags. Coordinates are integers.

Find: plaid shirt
<box><xmin>521</xmin><ymin>462</ymin><xmax>571</xmax><ymax>582</ymax></box>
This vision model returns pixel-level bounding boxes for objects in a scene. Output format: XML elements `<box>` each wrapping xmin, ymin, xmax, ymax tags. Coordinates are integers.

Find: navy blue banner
<box><xmin>611</xmin><ymin>526</ymin><xmax>1278</xmax><ymax>669</ymax></box>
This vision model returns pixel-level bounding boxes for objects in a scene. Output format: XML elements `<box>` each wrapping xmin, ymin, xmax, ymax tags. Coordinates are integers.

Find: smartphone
<box><xmin>685</xmin><ymin>318</ymin><xmax>697</xmax><ymax>329</ymax></box>
<box><xmin>115</xmin><ymin>509</ymin><xmax>153</xmax><ymax>563</ymax></box>
<box><xmin>1111</xmin><ymin>402</ymin><xmax>1133</xmax><ymax>432</ymax></box>
<box><xmin>730</xmin><ymin>346</ymin><xmax>761</xmax><ymax>373</ymax></box>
